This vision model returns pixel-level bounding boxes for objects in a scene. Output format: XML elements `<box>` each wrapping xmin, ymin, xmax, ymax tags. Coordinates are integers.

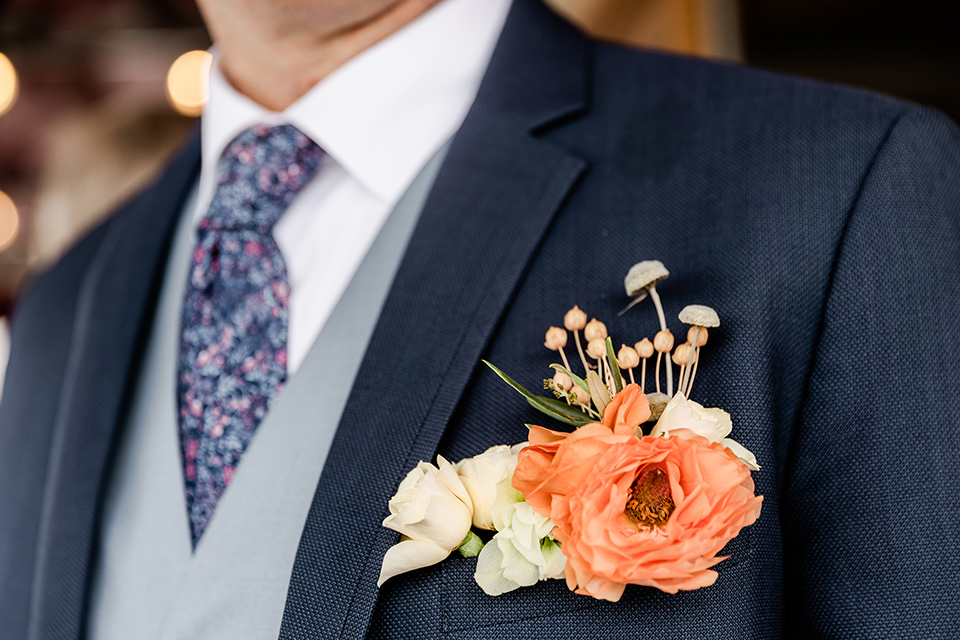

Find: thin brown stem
<box><xmin>655</xmin><ymin>352</ymin><xmax>662</xmax><ymax>394</ymax></box>
<box><xmin>687</xmin><ymin>347</ymin><xmax>701</xmax><ymax>397</ymax></box>
<box><xmin>681</xmin><ymin>327</ymin><xmax>701</xmax><ymax>394</ymax></box>
<box><xmin>574</xmin><ymin>331</ymin><xmax>590</xmax><ymax>374</ymax></box>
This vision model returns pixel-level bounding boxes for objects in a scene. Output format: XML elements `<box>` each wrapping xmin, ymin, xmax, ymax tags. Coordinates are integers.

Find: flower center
<box><xmin>624</xmin><ymin>467</ymin><xmax>675</xmax><ymax>529</ymax></box>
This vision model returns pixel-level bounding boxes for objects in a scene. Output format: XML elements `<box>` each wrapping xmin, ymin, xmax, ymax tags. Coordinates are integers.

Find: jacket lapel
<box><xmin>29</xmin><ymin>131</ymin><xmax>200</xmax><ymax>640</ymax></box>
<box><xmin>278</xmin><ymin>1</ymin><xmax>590</xmax><ymax>637</ymax></box>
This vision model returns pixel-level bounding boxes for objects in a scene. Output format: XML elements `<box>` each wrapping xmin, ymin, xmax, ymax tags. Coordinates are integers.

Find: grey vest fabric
<box><xmin>87</xmin><ymin>146</ymin><xmax>448</xmax><ymax>640</ymax></box>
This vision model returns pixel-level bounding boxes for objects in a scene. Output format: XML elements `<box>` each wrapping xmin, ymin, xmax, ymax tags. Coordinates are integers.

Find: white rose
<box><xmin>455</xmin><ymin>442</ymin><xmax>526</xmax><ymax>530</ymax></box>
<box><xmin>474</xmin><ymin>501</ymin><xmax>566</xmax><ymax>596</ymax></box>
<box><xmin>378</xmin><ymin>456</ymin><xmax>474</xmax><ymax>586</ymax></box>
<box><xmin>652</xmin><ymin>392</ymin><xmax>759</xmax><ymax>470</ymax></box>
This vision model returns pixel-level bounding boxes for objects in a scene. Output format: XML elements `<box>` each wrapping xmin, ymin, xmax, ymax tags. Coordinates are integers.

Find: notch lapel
<box><xmin>279</xmin><ymin>1</ymin><xmax>590</xmax><ymax>637</ymax></box>
<box><xmin>29</xmin><ymin>131</ymin><xmax>200</xmax><ymax>640</ymax></box>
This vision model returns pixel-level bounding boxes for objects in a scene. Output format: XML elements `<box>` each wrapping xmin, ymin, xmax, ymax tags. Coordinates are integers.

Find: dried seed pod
<box><xmin>634</xmin><ymin>338</ymin><xmax>655</xmax><ymax>359</ymax></box>
<box><xmin>687</xmin><ymin>326</ymin><xmax>708</xmax><ymax>347</ymax></box>
<box><xmin>653</xmin><ymin>329</ymin><xmax>674</xmax><ymax>353</ymax></box>
<box><xmin>672</xmin><ymin>343</ymin><xmax>692</xmax><ymax>366</ymax></box>
<box><xmin>544</xmin><ymin>326</ymin><xmax>568</xmax><ymax>350</ymax></box>
<box><xmin>564</xmin><ymin>305</ymin><xmax>588</xmax><ymax>331</ymax></box>
<box><xmin>586</xmin><ymin>337</ymin><xmax>607</xmax><ymax>360</ymax></box>
<box><xmin>584</xmin><ymin>318</ymin><xmax>608</xmax><ymax>342</ymax></box>
<box><xmin>572</xmin><ymin>384</ymin><xmax>591</xmax><ymax>405</ymax></box>
<box><xmin>552</xmin><ymin>370</ymin><xmax>573</xmax><ymax>392</ymax></box>
<box><xmin>617</xmin><ymin>344</ymin><xmax>640</xmax><ymax>369</ymax></box>
<box><xmin>678</xmin><ymin>304</ymin><xmax>720</xmax><ymax>328</ymax></box>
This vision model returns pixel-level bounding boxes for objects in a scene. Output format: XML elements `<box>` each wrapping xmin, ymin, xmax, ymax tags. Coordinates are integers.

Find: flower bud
<box><xmin>586</xmin><ymin>338</ymin><xmax>607</xmax><ymax>360</ymax></box>
<box><xmin>584</xmin><ymin>318</ymin><xmax>607</xmax><ymax>342</ymax></box>
<box><xmin>617</xmin><ymin>344</ymin><xmax>640</xmax><ymax>369</ymax></box>
<box><xmin>653</xmin><ymin>329</ymin><xmax>674</xmax><ymax>353</ymax></box>
<box><xmin>544</xmin><ymin>326</ymin><xmax>567</xmax><ymax>351</ymax></box>
<box><xmin>634</xmin><ymin>338</ymin><xmax>654</xmax><ymax>359</ymax></box>
<box><xmin>672</xmin><ymin>343</ymin><xmax>692</xmax><ymax>366</ymax></box>
<box><xmin>564</xmin><ymin>305</ymin><xmax>587</xmax><ymax>331</ymax></box>
<box><xmin>687</xmin><ymin>326</ymin><xmax>708</xmax><ymax>347</ymax></box>
<box><xmin>552</xmin><ymin>370</ymin><xmax>573</xmax><ymax>392</ymax></box>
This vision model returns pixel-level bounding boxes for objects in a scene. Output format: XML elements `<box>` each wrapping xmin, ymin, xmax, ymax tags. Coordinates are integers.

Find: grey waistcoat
<box><xmin>87</xmin><ymin>147</ymin><xmax>447</xmax><ymax>640</ymax></box>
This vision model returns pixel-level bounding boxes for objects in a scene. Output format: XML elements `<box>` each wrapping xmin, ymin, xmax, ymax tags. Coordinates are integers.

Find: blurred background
<box><xmin>0</xmin><ymin>0</ymin><xmax>957</xmax><ymax>342</ymax></box>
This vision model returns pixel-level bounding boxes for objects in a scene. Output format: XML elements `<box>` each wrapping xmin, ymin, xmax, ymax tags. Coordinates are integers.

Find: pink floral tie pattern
<box><xmin>178</xmin><ymin>124</ymin><xmax>324</xmax><ymax>546</ymax></box>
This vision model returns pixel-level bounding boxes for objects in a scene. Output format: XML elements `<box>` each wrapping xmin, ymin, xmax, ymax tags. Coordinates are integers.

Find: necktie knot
<box><xmin>202</xmin><ymin>124</ymin><xmax>324</xmax><ymax>232</ymax></box>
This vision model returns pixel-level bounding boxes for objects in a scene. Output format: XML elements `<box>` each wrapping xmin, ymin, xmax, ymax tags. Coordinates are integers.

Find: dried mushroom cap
<box><xmin>646</xmin><ymin>392</ymin><xmax>670</xmax><ymax>422</ymax></box>
<box><xmin>678</xmin><ymin>304</ymin><xmax>720</xmax><ymax>328</ymax></box>
<box><xmin>624</xmin><ymin>260</ymin><xmax>669</xmax><ymax>296</ymax></box>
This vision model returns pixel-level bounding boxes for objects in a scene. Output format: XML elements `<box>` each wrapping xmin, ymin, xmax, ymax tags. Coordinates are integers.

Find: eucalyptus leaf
<box><xmin>586</xmin><ymin>369</ymin><xmax>611</xmax><ymax>416</ymax></box>
<box><xmin>605</xmin><ymin>337</ymin><xmax>624</xmax><ymax>393</ymax></box>
<box><xmin>548</xmin><ymin>363</ymin><xmax>589</xmax><ymax>393</ymax></box>
<box><xmin>484</xmin><ymin>360</ymin><xmax>593</xmax><ymax>427</ymax></box>
<box><xmin>529</xmin><ymin>395</ymin><xmax>593</xmax><ymax>426</ymax></box>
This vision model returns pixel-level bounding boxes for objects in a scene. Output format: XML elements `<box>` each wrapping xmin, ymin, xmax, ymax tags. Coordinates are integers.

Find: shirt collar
<box><xmin>199</xmin><ymin>0</ymin><xmax>512</xmax><ymax>210</ymax></box>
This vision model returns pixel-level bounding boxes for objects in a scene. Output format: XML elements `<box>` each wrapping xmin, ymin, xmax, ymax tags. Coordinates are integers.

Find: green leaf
<box><xmin>586</xmin><ymin>369</ymin><xmax>611</xmax><ymax>416</ymax></box>
<box><xmin>483</xmin><ymin>360</ymin><xmax>593</xmax><ymax>427</ymax></box>
<box><xmin>527</xmin><ymin>395</ymin><xmax>593</xmax><ymax>426</ymax></box>
<box><xmin>605</xmin><ymin>337</ymin><xmax>624</xmax><ymax>393</ymax></box>
<box><xmin>548</xmin><ymin>363</ymin><xmax>589</xmax><ymax>393</ymax></box>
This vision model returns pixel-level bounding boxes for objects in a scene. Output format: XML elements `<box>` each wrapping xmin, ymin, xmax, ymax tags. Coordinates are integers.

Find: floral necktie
<box><xmin>178</xmin><ymin>124</ymin><xmax>324</xmax><ymax>546</ymax></box>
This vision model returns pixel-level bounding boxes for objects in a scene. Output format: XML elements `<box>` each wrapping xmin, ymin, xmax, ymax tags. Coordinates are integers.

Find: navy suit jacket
<box><xmin>2</xmin><ymin>0</ymin><xmax>958</xmax><ymax>637</ymax></box>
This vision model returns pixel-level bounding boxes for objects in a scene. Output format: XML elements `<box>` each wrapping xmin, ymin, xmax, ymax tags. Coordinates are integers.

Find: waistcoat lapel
<box><xmin>29</xmin><ymin>130</ymin><xmax>200</xmax><ymax>640</ymax></box>
<box><xmin>278</xmin><ymin>1</ymin><xmax>591</xmax><ymax>637</ymax></box>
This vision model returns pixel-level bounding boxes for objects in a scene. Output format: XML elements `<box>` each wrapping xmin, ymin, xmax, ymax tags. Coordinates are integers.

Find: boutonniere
<box><xmin>377</xmin><ymin>261</ymin><xmax>763</xmax><ymax>602</ymax></box>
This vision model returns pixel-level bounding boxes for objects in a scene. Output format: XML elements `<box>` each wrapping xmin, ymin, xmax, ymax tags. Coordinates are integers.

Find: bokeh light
<box><xmin>165</xmin><ymin>50</ymin><xmax>212</xmax><ymax>117</ymax></box>
<box><xmin>0</xmin><ymin>191</ymin><xmax>20</xmax><ymax>252</ymax></box>
<box><xmin>0</xmin><ymin>53</ymin><xmax>19</xmax><ymax>117</ymax></box>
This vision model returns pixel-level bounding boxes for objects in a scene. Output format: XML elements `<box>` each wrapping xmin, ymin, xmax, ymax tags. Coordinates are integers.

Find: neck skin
<box><xmin>197</xmin><ymin>0</ymin><xmax>444</xmax><ymax>112</ymax></box>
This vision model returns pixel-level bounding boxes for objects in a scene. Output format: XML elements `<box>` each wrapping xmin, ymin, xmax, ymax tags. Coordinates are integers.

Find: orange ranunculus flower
<box><xmin>512</xmin><ymin>423</ymin><xmax>632</xmax><ymax>517</ymax></box>
<box><xmin>550</xmin><ymin>433</ymin><xmax>762</xmax><ymax>602</ymax></box>
<box><xmin>513</xmin><ymin>384</ymin><xmax>650</xmax><ymax>516</ymax></box>
<box><xmin>600</xmin><ymin>383</ymin><xmax>650</xmax><ymax>435</ymax></box>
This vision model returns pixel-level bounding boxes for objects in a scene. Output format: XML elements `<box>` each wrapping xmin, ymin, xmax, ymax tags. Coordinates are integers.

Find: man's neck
<box><xmin>203</xmin><ymin>0</ymin><xmax>443</xmax><ymax>112</ymax></box>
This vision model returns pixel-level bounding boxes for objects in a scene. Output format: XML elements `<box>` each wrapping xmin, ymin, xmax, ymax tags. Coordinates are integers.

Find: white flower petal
<box><xmin>539</xmin><ymin>537</ymin><xmax>567</xmax><ymax>580</ymax></box>
<box><xmin>475</xmin><ymin>538</ymin><xmax>521</xmax><ymax>596</ymax></box>
<box><xmin>456</xmin><ymin>444</ymin><xmax>526</xmax><ymax>531</ymax></box>
<box><xmin>378</xmin><ymin>539</ymin><xmax>450</xmax><ymax>586</ymax></box>
<box><xmin>720</xmin><ymin>437</ymin><xmax>761</xmax><ymax>471</ymax></box>
<box><xmin>652</xmin><ymin>392</ymin><xmax>732</xmax><ymax>443</ymax></box>
<box><xmin>498</xmin><ymin>534</ymin><xmax>541</xmax><ymax>587</ymax></box>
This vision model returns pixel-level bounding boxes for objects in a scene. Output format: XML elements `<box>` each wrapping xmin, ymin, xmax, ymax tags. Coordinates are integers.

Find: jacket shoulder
<box><xmin>591</xmin><ymin>42</ymin><xmax>914</xmax><ymax>128</ymax></box>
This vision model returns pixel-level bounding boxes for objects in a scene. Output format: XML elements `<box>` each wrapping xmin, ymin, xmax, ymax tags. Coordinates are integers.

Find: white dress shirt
<box><xmin>193</xmin><ymin>0</ymin><xmax>513</xmax><ymax>375</ymax></box>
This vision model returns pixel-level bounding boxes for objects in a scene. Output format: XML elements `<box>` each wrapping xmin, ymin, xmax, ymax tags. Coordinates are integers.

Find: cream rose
<box><xmin>455</xmin><ymin>443</ymin><xmax>526</xmax><ymax>530</ymax></box>
<box><xmin>378</xmin><ymin>456</ymin><xmax>474</xmax><ymax>586</ymax></box>
<box><xmin>652</xmin><ymin>393</ymin><xmax>759</xmax><ymax>470</ymax></box>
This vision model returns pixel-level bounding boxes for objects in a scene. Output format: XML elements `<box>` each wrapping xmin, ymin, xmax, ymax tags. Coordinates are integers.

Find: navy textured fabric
<box><xmin>1</xmin><ymin>0</ymin><xmax>958</xmax><ymax>638</ymax></box>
